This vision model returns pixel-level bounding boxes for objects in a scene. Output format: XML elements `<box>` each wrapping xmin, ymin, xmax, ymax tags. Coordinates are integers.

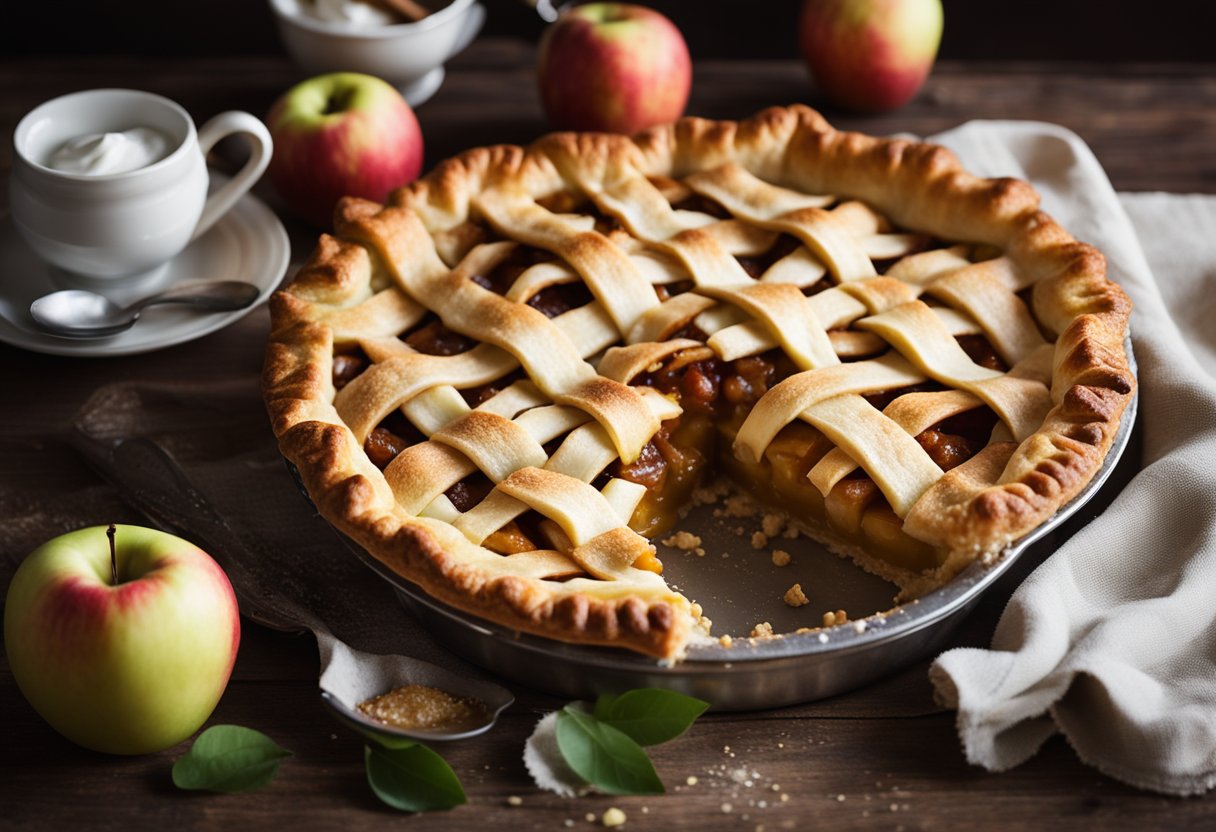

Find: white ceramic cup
<box><xmin>267</xmin><ymin>0</ymin><xmax>486</xmax><ymax>106</ymax></box>
<box><xmin>10</xmin><ymin>89</ymin><xmax>273</xmax><ymax>279</ymax></box>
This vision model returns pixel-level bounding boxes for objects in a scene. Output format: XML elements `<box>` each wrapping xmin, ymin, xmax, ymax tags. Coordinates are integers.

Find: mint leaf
<box><xmin>555</xmin><ymin>706</ymin><xmax>664</xmax><ymax>795</ymax></box>
<box><xmin>171</xmin><ymin>725</ymin><xmax>291</xmax><ymax>793</ymax></box>
<box><xmin>593</xmin><ymin>689</ymin><xmax>709</xmax><ymax>747</ymax></box>
<box><xmin>365</xmin><ymin>742</ymin><xmax>467</xmax><ymax>812</ymax></box>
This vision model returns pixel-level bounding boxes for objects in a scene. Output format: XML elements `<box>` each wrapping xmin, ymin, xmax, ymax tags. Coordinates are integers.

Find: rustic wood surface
<box><xmin>1</xmin><ymin>40</ymin><xmax>1214</xmax><ymax>831</ymax></box>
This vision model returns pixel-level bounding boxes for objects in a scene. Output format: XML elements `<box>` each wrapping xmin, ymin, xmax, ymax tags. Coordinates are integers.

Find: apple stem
<box><xmin>107</xmin><ymin>524</ymin><xmax>118</xmax><ymax>586</ymax></box>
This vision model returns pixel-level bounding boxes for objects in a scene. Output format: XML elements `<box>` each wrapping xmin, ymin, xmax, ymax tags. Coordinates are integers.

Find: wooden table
<box><xmin>2</xmin><ymin>41</ymin><xmax>1213</xmax><ymax>830</ymax></box>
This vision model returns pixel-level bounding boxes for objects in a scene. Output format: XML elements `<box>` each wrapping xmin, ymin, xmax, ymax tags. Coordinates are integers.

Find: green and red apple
<box><xmin>4</xmin><ymin>524</ymin><xmax>240</xmax><ymax>755</ymax></box>
<box><xmin>266</xmin><ymin>72</ymin><xmax>424</xmax><ymax>228</ymax></box>
<box><xmin>799</xmin><ymin>0</ymin><xmax>943</xmax><ymax>112</ymax></box>
<box><xmin>537</xmin><ymin>2</ymin><xmax>692</xmax><ymax>134</ymax></box>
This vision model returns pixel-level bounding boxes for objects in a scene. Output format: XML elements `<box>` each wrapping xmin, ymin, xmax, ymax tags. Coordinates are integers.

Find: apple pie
<box><xmin>263</xmin><ymin>106</ymin><xmax>1134</xmax><ymax>658</ymax></box>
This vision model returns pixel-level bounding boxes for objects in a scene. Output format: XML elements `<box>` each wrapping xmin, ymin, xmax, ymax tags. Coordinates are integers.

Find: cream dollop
<box><xmin>47</xmin><ymin>127</ymin><xmax>172</xmax><ymax>176</ymax></box>
<box><xmin>307</xmin><ymin>0</ymin><xmax>399</xmax><ymax>27</ymax></box>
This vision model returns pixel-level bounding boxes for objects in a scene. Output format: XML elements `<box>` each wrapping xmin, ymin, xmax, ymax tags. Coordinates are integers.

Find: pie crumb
<box><xmin>719</xmin><ymin>634</ymin><xmax>734</xmax><ymax>647</ymax></box>
<box><xmin>662</xmin><ymin>530</ymin><xmax>702</xmax><ymax>551</ymax></box>
<box><xmin>750</xmin><ymin>621</ymin><xmax>774</xmax><ymax>638</ymax></box>
<box><xmin>602</xmin><ymin>807</ymin><xmax>627</xmax><ymax>827</ymax></box>
<box><xmin>750</xmin><ymin>531</ymin><xmax>767</xmax><ymax>549</ymax></box>
<box><xmin>722</xmin><ymin>495</ymin><xmax>755</xmax><ymax>518</ymax></box>
<box><xmin>692</xmin><ymin>478</ymin><xmax>731</xmax><ymax>506</ymax></box>
<box><xmin>822</xmin><ymin>609</ymin><xmax>848</xmax><ymax>627</ymax></box>
<box><xmin>783</xmin><ymin>583</ymin><xmax>809</xmax><ymax>607</ymax></box>
<box><xmin>771</xmin><ymin>549</ymin><xmax>791</xmax><ymax>567</ymax></box>
<box><xmin>506</xmin><ymin>795</ymin><xmax>522</xmax><ymax>807</ymax></box>
<box><xmin>761</xmin><ymin>513</ymin><xmax>785</xmax><ymax>538</ymax></box>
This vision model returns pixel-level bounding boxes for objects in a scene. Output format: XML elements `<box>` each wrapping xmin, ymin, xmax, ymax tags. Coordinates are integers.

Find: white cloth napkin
<box><xmin>925</xmin><ymin>121</ymin><xmax>1216</xmax><ymax>796</ymax></box>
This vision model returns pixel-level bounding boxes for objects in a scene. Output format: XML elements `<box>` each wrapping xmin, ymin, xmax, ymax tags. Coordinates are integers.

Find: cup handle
<box><xmin>191</xmin><ymin>111</ymin><xmax>273</xmax><ymax>242</ymax></box>
<box><xmin>447</xmin><ymin>2</ymin><xmax>486</xmax><ymax>60</ymax></box>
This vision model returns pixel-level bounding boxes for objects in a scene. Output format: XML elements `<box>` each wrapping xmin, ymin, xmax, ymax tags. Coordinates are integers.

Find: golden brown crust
<box><xmin>265</xmin><ymin>324</ymin><xmax>687</xmax><ymax>659</ymax></box>
<box><xmin>263</xmin><ymin>105</ymin><xmax>1134</xmax><ymax>657</ymax></box>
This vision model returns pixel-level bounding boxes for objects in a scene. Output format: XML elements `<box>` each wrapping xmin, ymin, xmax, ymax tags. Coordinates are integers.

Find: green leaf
<box><xmin>365</xmin><ymin>742</ymin><xmax>467</xmax><ymax>812</ymax></box>
<box><xmin>555</xmin><ymin>706</ymin><xmax>665</xmax><ymax>795</ymax></box>
<box><xmin>171</xmin><ymin>725</ymin><xmax>292</xmax><ymax>793</ymax></box>
<box><xmin>593</xmin><ymin>689</ymin><xmax>709</xmax><ymax>747</ymax></box>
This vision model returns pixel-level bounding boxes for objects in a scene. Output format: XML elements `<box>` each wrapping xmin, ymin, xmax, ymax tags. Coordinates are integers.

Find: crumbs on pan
<box><xmin>749</xmin><ymin>621</ymin><xmax>774</xmax><ymax>639</ymax></box>
<box><xmin>783</xmin><ymin>583</ymin><xmax>809</xmax><ymax>607</ymax></box>
<box><xmin>822</xmin><ymin>609</ymin><xmax>848</xmax><ymax>627</ymax></box>
<box><xmin>662</xmin><ymin>529</ymin><xmax>705</xmax><ymax>557</ymax></box>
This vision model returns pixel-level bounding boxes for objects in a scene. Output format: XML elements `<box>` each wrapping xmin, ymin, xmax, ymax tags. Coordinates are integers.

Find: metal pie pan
<box><xmin>313</xmin><ymin>341</ymin><xmax>1137</xmax><ymax>711</ymax></box>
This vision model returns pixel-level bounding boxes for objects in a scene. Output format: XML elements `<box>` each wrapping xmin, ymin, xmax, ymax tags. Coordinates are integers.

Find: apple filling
<box><xmin>332</xmin><ymin>202</ymin><xmax>1008</xmax><ymax>589</ymax></box>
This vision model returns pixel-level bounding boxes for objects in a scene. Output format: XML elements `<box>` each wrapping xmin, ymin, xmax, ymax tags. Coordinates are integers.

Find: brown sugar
<box><xmin>357</xmin><ymin>684</ymin><xmax>489</xmax><ymax>733</ymax></box>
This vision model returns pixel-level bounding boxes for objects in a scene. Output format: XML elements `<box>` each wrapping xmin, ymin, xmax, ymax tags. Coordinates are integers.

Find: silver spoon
<box><xmin>29</xmin><ymin>280</ymin><xmax>260</xmax><ymax>338</ymax></box>
<box><xmin>317</xmin><ymin>632</ymin><xmax>515</xmax><ymax>744</ymax></box>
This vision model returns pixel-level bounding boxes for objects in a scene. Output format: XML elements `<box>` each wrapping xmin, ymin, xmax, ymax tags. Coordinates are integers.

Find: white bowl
<box><xmin>268</xmin><ymin>0</ymin><xmax>485</xmax><ymax>106</ymax></box>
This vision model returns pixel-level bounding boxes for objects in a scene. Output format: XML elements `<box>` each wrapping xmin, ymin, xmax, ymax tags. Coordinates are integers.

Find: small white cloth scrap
<box><xmin>524</xmin><ymin>710</ymin><xmax>591</xmax><ymax>797</ymax></box>
<box><xmin>926</xmin><ymin>121</ymin><xmax>1216</xmax><ymax>796</ymax></box>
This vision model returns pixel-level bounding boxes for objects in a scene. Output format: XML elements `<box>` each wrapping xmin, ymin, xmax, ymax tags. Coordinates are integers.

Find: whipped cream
<box><xmin>46</xmin><ymin>127</ymin><xmax>173</xmax><ymax>176</ymax></box>
<box><xmin>307</xmin><ymin>0</ymin><xmax>399</xmax><ymax>27</ymax></box>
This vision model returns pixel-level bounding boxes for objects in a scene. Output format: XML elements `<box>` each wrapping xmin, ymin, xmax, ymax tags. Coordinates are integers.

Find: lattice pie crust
<box><xmin>264</xmin><ymin>106</ymin><xmax>1134</xmax><ymax>658</ymax></box>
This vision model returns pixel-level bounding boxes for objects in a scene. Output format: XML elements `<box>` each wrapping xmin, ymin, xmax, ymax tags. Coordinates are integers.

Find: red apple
<box><xmin>4</xmin><ymin>524</ymin><xmax>240</xmax><ymax>755</ymax></box>
<box><xmin>799</xmin><ymin>0</ymin><xmax>943</xmax><ymax>113</ymax></box>
<box><xmin>537</xmin><ymin>3</ymin><xmax>692</xmax><ymax>134</ymax></box>
<box><xmin>266</xmin><ymin>72</ymin><xmax>424</xmax><ymax>228</ymax></box>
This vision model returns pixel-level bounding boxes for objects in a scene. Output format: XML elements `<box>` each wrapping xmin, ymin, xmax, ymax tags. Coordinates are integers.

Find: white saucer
<box><xmin>0</xmin><ymin>181</ymin><xmax>290</xmax><ymax>357</ymax></box>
